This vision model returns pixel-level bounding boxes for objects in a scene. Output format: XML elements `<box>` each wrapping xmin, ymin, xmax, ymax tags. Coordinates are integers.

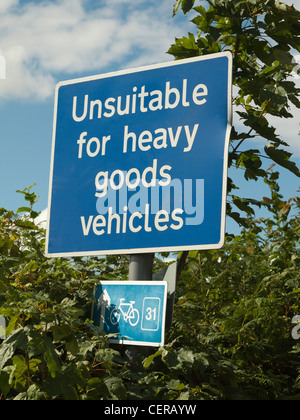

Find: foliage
<box><xmin>167</xmin><ymin>177</ymin><xmax>300</xmax><ymax>400</ymax></box>
<box><xmin>0</xmin><ymin>179</ymin><xmax>299</xmax><ymax>400</ymax></box>
<box><xmin>0</xmin><ymin>186</ymin><xmax>129</xmax><ymax>400</ymax></box>
<box><xmin>170</xmin><ymin>0</ymin><xmax>300</xmax><ymax>226</ymax></box>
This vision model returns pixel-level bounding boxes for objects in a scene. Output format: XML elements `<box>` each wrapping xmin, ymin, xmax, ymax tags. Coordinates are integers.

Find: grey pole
<box><xmin>128</xmin><ymin>253</ymin><xmax>154</xmax><ymax>281</ymax></box>
<box><xmin>125</xmin><ymin>253</ymin><xmax>154</xmax><ymax>363</ymax></box>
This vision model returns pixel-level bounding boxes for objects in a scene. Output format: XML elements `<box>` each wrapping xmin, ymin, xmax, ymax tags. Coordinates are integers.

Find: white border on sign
<box><xmin>46</xmin><ymin>52</ymin><xmax>232</xmax><ymax>258</ymax></box>
<box><xmin>91</xmin><ymin>281</ymin><xmax>168</xmax><ymax>347</ymax></box>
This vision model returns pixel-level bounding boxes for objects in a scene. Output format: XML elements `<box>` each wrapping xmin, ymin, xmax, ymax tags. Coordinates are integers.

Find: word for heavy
<box><xmin>76</xmin><ymin>123</ymin><xmax>199</xmax><ymax>159</ymax></box>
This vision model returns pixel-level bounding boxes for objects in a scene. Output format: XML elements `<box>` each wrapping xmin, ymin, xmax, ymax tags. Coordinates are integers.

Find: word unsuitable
<box><xmin>72</xmin><ymin>79</ymin><xmax>207</xmax><ymax>122</ymax></box>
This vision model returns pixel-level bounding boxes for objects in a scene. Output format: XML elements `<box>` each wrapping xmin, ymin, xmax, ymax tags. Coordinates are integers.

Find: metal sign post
<box><xmin>126</xmin><ymin>253</ymin><xmax>154</xmax><ymax>360</ymax></box>
<box><xmin>129</xmin><ymin>253</ymin><xmax>154</xmax><ymax>282</ymax></box>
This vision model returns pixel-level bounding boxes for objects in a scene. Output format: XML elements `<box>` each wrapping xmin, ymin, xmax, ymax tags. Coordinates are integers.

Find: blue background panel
<box><xmin>46</xmin><ymin>53</ymin><xmax>232</xmax><ymax>256</ymax></box>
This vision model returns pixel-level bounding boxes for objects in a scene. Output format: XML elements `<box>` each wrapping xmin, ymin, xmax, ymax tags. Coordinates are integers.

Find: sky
<box><xmin>0</xmin><ymin>0</ymin><xmax>299</xmax><ymax>236</ymax></box>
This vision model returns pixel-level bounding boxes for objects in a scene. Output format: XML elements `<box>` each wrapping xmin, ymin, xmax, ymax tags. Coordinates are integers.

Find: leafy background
<box><xmin>0</xmin><ymin>175</ymin><xmax>299</xmax><ymax>400</ymax></box>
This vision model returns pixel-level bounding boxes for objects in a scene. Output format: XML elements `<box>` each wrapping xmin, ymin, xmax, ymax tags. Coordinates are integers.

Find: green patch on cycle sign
<box><xmin>92</xmin><ymin>281</ymin><xmax>168</xmax><ymax>347</ymax></box>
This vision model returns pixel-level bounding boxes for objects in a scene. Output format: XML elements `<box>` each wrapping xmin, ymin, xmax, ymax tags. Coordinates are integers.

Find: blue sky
<box><xmin>0</xmin><ymin>0</ymin><xmax>299</xmax><ymax>236</ymax></box>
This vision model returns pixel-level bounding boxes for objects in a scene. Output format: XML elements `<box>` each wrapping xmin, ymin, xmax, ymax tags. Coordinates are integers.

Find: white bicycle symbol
<box><xmin>110</xmin><ymin>299</ymin><xmax>139</xmax><ymax>327</ymax></box>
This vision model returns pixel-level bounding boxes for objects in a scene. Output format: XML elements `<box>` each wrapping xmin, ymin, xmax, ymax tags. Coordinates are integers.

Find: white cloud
<box><xmin>284</xmin><ymin>0</ymin><xmax>300</xmax><ymax>6</ymax></box>
<box><xmin>0</xmin><ymin>0</ymin><xmax>185</xmax><ymax>102</ymax></box>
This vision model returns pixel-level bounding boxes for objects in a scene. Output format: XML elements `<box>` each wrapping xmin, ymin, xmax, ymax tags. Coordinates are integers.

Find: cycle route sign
<box><xmin>46</xmin><ymin>52</ymin><xmax>232</xmax><ymax>257</ymax></box>
<box><xmin>92</xmin><ymin>281</ymin><xmax>168</xmax><ymax>347</ymax></box>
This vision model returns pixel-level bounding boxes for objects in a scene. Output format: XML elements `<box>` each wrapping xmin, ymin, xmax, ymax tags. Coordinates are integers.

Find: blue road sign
<box><xmin>46</xmin><ymin>52</ymin><xmax>232</xmax><ymax>257</ymax></box>
<box><xmin>92</xmin><ymin>281</ymin><xmax>168</xmax><ymax>347</ymax></box>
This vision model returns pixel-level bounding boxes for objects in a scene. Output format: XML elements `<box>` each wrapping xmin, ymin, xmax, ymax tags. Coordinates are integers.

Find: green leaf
<box><xmin>14</xmin><ymin>219</ymin><xmax>39</xmax><ymax>230</ymax></box>
<box><xmin>264</xmin><ymin>144</ymin><xmax>300</xmax><ymax>177</ymax></box>
<box><xmin>168</xmin><ymin>33</ymin><xmax>199</xmax><ymax>59</ymax></box>
<box><xmin>173</xmin><ymin>0</ymin><xmax>181</xmax><ymax>16</ymax></box>
<box><xmin>16</xmin><ymin>207</ymin><xmax>32</xmax><ymax>214</ymax></box>
<box><xmin>144</xmin><ymin>349</ymin><xmax>163</xmax><ymax>368</ymax></box>
<box><xmin>12</xmin><ymin>355</ymin><xmax>32</xmax><ymax>388</ymax></box>
<box><xmin>173</xmin><ymin>0</ymin><xmax>195</xmax><ymax>16</ymax></box>
<box><xmin>0</xmin><ymin>371</ymin><xmax>11</xmax><ymax>397</ymax></box>
<box><xmin>166</xmin><ymin>379</ymin><xmax>185</xmax><ymax>391</ymax></box>
<box><xmin>16</xmin><ymin>184</ymin><xmax>39</xmax><ymax>207</ymax></box>
<box><xmin>43</xmin><ymin>336</ymin><xmax>61</xmax><ymax>378</ymax></box>
<box><xmin>0</xmin><ymin>328</ymin><xmax>28</xmax><ymax>369</ymax></box>
<box><xmin>181</xmin><ymin>0</ymin><xmax>195</xmax><ymax>14</ymax></box>
<box><xmin>104</xmin><ymin>377</ymin><xmax>127</xmax><ymax>400</ymax></box>
<box><xmin>14</xmin><ymin>384</ymin><xmax>45</xmax><ymax>400</ymax></box>
<box><xmin>52</xmin><ymin>324</ymin><xmax>73</xmax><ymax>342</ymax></box>
<box><xmin>178</xmin><ymin>348</ymin><xmax>195</xmax><ymax>365</ymax></box>
<box><xmin>232</xmin><ymin>197</ymin><xmax>264</xmax><ymax>216</ymax></box>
